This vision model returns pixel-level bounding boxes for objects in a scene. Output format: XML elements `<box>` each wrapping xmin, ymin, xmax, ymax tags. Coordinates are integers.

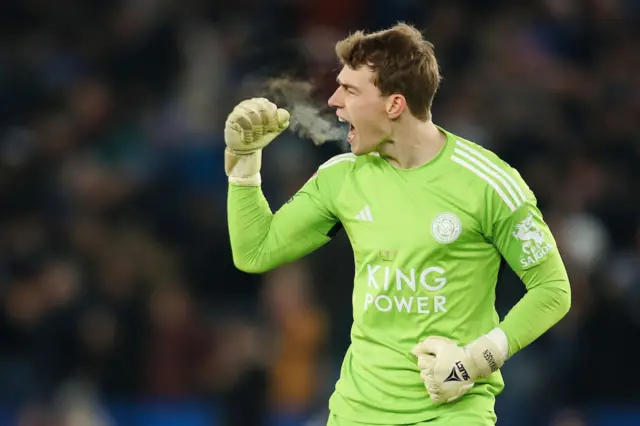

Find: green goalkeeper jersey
<box><xmin>227</xmin><ymin>128</ymin><xmax>570</xmax><ymax>424</ymax></box>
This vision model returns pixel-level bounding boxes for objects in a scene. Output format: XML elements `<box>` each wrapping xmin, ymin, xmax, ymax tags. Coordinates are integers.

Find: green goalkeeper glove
<box><xmin>224</xmin><ymin>97</ymin><xmax>290</xmax><ymax>186</ymax></box>
<box><xmin>411</xmin><ymin>329</ymin><xmax>509</xmax><ymax>405</ymax></box>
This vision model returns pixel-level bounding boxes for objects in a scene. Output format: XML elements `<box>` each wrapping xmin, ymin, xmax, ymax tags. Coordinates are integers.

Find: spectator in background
<box><xmin>262</xmin><ymin>261</ymin><xmax>328</xmax><ymax>424</ymax></box>
<box><xmin>144</xmin><ymin>283</ymin><xmax>206</xmax><ymax>398</ymax></box>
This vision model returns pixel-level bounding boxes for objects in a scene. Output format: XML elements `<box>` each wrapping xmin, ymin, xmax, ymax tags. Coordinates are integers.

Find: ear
<box><xmin>386</xmin><ymin>94</ymin><xmax>406</xmax><ymax>119</ymax></box>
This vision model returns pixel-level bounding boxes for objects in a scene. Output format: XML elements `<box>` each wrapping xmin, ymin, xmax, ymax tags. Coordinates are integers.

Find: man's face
<box><xmin>328</xmin><ymin>66</ymin><xmax>389</xmax><ymax>155</ymax></box>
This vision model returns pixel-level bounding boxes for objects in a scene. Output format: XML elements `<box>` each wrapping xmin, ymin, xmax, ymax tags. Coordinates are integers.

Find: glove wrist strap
<box><xmin>467</xmin><ymin>328</ymin><xmax>508</xmax><ymax>378</ymax></box>
<box><xmin>225</xmin><ymin>149</ymin><xmax>262</xmax><ymax>186</ymax></box>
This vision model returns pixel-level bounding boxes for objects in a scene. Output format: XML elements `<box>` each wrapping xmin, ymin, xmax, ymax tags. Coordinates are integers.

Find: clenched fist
<box><xmin>412</xmin><ymin>332</ymin><xmax>507</xmax><ymax>405</ymax></box>
<box><xmin>224</xmin><ymin>97</ymin><xmax>290</xmax><ymax>154</ymax></box>
<box><xmin>412</xmin><ymin>337</ymin><xmax>476</xmax><ymax>405</ymax></box>
<box><xmin>224</xmin><ymin>98</ymin><xmax>290</xmax><ymax>186</ymax></box>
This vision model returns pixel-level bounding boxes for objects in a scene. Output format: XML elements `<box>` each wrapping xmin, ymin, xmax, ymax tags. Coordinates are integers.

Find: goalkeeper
<box><xmin>224</xmin><ymin>23</ymin><xmax>571</xmax><ymax>426</ymax></box>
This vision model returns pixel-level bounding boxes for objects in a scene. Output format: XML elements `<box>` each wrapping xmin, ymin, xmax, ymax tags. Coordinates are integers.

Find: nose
<box><xmin>328</xmin><ymin>88</ymin><xmax>342</xmax><ymax>108</ymax></box>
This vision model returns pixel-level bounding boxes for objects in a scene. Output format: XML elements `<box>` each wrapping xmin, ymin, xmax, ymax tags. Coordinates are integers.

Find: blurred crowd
<box><xmin>0</xmin><ymin>0</ymin><xmax>638</xmax><ymax>425</ymax></box>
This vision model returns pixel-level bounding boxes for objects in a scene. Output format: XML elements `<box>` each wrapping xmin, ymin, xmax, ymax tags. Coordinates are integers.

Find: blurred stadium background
<box><xmin>0</xmin><ymin>0</ymin><xmax>638</xmax><ymax>425</ymax></box>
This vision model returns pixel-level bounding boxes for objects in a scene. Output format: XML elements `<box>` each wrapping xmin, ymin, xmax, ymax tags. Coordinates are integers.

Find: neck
<box><xmin>377</xmin><ymin>119</ymin><xmax>446</xmax><ymax>169</ymax></box>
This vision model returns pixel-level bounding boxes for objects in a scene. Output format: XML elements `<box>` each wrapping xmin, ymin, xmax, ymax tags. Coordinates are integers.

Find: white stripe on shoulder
<box><xmin>319</xmin><ymin>153</ymin><xmax>356</xmax><ymax>169</ymax></box>
<box><xmin>451</xmin><ymin>155</ymin><xmax>517</xmax><ymax>212</ymax></box>
<box><xmin>455</xmin><ymin>140</ymin><xmax>527</xmax><ymax>203</ymax></box>
<box><xmin>453</xmin><ymin>147</ymin><xmax>521</xmax><ymax>209</ymax></box>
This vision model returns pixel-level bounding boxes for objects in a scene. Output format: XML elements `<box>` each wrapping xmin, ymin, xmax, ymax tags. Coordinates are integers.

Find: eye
<box><xmin>340</xmin><ymin>85</ymin><xmax>356</xmax><ymax>95</ymax></box>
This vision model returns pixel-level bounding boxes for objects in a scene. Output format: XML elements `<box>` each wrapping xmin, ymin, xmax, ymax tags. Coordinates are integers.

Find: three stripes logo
<box><xmin>450</xmin><ymin>140</ymin><xmax>554</xmax><ymax>268</ymax></box>
<box><xmin>355</xmin><ymin>205</ymin><xmax>374</xmax><ymax>222</ymax></box>
<box><xmin>450</xmin><ymin>140</ymin><xmax>527</xmax><ymax>212</ymax></box>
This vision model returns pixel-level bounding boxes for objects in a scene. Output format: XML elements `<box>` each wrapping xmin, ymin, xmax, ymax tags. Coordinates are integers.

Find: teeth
<box><xmin>338</xmin><ymin>118</ymin><xmax>346</xmax><ymax>123</ymax></box>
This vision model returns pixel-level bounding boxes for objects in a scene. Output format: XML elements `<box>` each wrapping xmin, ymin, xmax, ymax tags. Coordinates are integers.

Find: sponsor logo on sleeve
<box><xmin>512</xmin><ymin>213</ymin><xmax>554</xmax><ymax>267</ymax></box>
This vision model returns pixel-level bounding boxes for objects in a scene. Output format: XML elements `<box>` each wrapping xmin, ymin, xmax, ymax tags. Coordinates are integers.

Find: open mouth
<box><xmin>338</xmin><ymin>117</ymin><xmax>356</xmax><ymax>143</ymax></box>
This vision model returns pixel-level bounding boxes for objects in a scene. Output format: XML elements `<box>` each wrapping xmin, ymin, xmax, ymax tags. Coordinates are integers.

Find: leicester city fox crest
<box><xmin>431</xmin><ymin>213</ymin><xmax>462</xmax><ymax>244</ymax></box>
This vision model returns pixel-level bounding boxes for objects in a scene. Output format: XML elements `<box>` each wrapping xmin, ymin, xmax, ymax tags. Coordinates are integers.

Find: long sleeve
<box><xmin>227</xmin><ymin>154</ymin><xmax>355</xmax><ymax>273</ymax></box>
<box><xmin>498</xmin><ymin>252</ymin><xmax>571</xmax><ymax>357</ymax></box>
<box><xmin>227</xmin><ymin>183</ymin><xmax>340</xmax><ymax>273</ymax></box>
<box><xmin>487</xmin><ymin>182</ymin><xmax>571</xmax><ymax>357</ymax></box>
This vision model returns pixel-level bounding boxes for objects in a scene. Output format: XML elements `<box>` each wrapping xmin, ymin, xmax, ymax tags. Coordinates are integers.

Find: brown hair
<box><xmin>335</xmin><ymin>23</ymin><xmax>441</xmax><ymax>121</ymax></box>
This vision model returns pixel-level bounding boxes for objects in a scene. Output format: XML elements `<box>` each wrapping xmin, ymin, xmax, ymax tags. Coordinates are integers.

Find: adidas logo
<box><xmin>355</xmin><ymin>205</ymin><xmax>374</xmax><ymax>222</ymax></box>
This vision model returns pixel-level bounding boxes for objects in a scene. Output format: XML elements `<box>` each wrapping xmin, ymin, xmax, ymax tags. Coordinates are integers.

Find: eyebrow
<box><xmin>336</xmin><ymin>78</ymin><xmax>359</xmax><ymax>92</ymax></box>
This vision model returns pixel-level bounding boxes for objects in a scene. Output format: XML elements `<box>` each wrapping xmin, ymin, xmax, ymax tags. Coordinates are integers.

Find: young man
<box><xmin>223</xmin><ymin>23</ymin><xmax>571</xmax><ymax>426</ymax></box>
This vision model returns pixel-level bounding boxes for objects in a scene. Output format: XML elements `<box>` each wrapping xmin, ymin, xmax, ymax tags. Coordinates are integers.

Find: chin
<box><xmin>350</xmin><ymin>146</ymin><xmax>368</xmax><ymax>156</ymax></box>
<box><xmin>349</xmin><ymin>141</ymin><xmax>372</xmax><ymax>156</ymax></box>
